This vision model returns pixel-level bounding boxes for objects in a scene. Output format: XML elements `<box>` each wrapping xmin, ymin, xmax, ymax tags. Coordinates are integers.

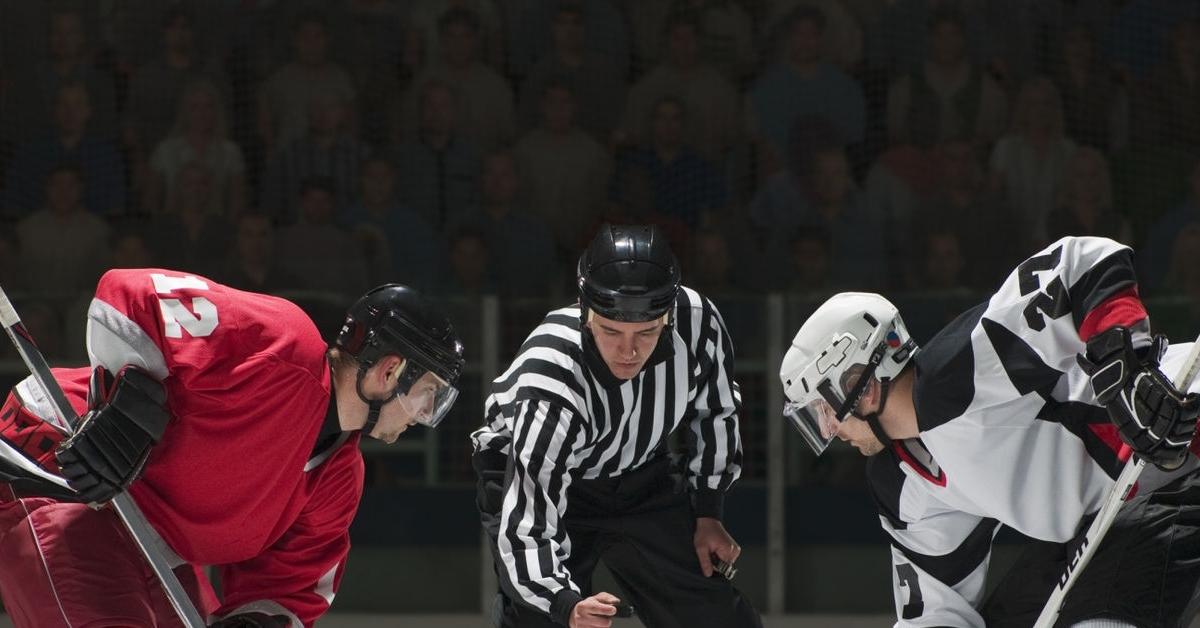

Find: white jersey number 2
<box><xmin>151</xmin><ymin>273</ymin><xmax>218</xmax><ymax>338</ymax></box>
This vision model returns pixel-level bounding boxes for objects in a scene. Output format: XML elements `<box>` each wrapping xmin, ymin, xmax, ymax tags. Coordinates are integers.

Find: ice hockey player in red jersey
<box><xmin>0</xmin><ymin>269</ymin><xmax>465</xmax><ymax>627</ymax></box>
<box><xmin>780</xmin><ymin>236</ymin><xmax>1200</xmax><ymax>627</ymax></box>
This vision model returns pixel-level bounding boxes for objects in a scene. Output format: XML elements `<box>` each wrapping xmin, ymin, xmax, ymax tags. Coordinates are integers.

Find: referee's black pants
<box><xmin>474</xmin><ymin>450</ymin><xmax>763</xmax><ymax>628</ymax></box>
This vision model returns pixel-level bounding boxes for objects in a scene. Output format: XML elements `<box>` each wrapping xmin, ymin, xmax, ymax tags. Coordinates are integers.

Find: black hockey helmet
<box><xmin>335</xmin><ymin>284</ymin><xmax>465</xmax><ymax>429</ymax></box>
<box><xmin>577</xmin><ymin>224</ymin><xmax>680</xmax><ymax>323</ymax></box>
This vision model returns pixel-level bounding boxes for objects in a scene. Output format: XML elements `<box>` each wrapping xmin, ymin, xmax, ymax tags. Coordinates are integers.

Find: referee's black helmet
<box><xmin>577</xmin><ymin>224</ymin><xmax>680</xmax><ymax>322</ymax></box>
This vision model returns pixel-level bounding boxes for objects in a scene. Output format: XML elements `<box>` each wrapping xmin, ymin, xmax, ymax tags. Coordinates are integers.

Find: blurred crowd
<box><xmin>2</xmin><ymin>0</ymin><xmax>1200</xmax><ymax>361</ymax></box>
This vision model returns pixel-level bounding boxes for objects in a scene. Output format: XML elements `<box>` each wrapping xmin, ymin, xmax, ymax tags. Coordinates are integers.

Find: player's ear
<box><xmin>378</xmin><ymin>355</ymin><xmax>406</xmax><ymax>384</ymax></box>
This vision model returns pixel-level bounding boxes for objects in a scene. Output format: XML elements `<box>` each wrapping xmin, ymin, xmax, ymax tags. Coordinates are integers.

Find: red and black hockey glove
<box><xmin>54</xmin><ymin>366</ymin><xmax>172</xmax><ymax>504</ymax></box>
<box><xmin>1078</xmin><ymin>326</ymin><xmax>1200</xmax><ymax>470</ymax></box>
<box><xmin>209</xmin><ymin>612</ymin><xmax>291</xmax><ymax>628</ymax></box>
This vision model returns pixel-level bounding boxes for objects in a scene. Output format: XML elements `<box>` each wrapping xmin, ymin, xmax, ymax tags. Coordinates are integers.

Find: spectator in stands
<box><xmin>613</xmin><ymin>97</ymin><xmax>728</xmax><ymax>230</ymax></box>
<box><xmin>15</xmin><ymin>165</ymin><xmax>110</xmax><ymax>299</ymax></box>
<box><xmin>627</xmin><ymin>0</ymin><xmax>757</xmax><ymax>80</ymax></box>
<box><xmin>321</xmin><ymin>1</ymin><xmax>413</xmax><ymax>149</ymax></box>
<box><xmin>449</xmin><ymin>148</ymin><xmax>558</xmax><ymax>298</ymax></box>
<box><xmin>885</xmin><ymin>8</ymin><xmax>1008</xmax><ymax>150</ymax></box>
<box><xmin>1108</xmin><ymin>0</ymin><xmax>1198</xmax><ymax>83</ymax></box>
<box><xmin>1140</xmin><ymin>18</ymin><xmax>1200</xmax><ymax>150</ymax></box>
<box><xmin>345</xmin><ymin>157</ymin><xmax>445</xmax><ymax>293</ymax></box>
<box><xmin>1046</xmin><ymin>147</ymin><xmax>1130</xmax><ymax>244</ymax></box>
<box><xmin>989</xmin><ymin>77</ymin><xmax>1076</xmax><ymax>247</ymax></box>
<box><xmin>688</xmin><ymin>225</ymin><xmax>765</xmax><ymax>355</ymax></box>
<box><xmin>261</xmin><ymin>92</ymin><xmax>369</xmax><ymax>223</ymax></box>
<box><xmin>750</xmin><ymin>131</ymin><xmax>885</xmax><ymax>291</ymax></box>
<box><xmin>8</xmin><ymin>8</ymin><xmax>118</xmax><ymax>142</ymax></box>
<box><xmin>909</xmin><ymin>137</ymin><xmax>1017</xmax><ymax>291</ymax></box>
<box><xmin>1050</xmin><ymin>23</ymin><xmax>1129</xmax><ymax>151</ymax></box>
<box><xmin>408</xmin><ymin>0</ymin><xmax>505</xmax><ymax>70</ymax></box>
<box><xmin>518</xmin><ymin>2</ymin><xmax>625</xmax><ymax>142</ymax></box>
<box><xmin>108</xmin><ymin>225</ymin><xmax>158</xmax><ymax>269</ymax></box>
<box><xmin>1142</xmin><ymin>157</ymin><xmax>1200</xmax><ymax>296</ymax></box>
<box><xmin>390</xmin><ymin>79</ymin><xmax>481</xmax><ymax>229</ymax></box>
<box><xmin>914</xmin><ymin>229</ymin><xmax>970</xmax><ymax>295</ymax></box>
<box><xmin>146</xmin><ymin>79</ymin><xmax>246</xmax><ymax>216</ymax></box>
<box><xmin>760</xmin><ymin>1</ymin><xmax>863</xmax><ymax>73</ymax></box>
<box><xmin>275</xmin><ymin>177</ymin><xmax>368</xmax><ymax>297</ymax></box>
<box><xmin>505</xmin><ymin>0</ymin><xmax>629</xmax><ymax>79</ymax></box>
<box><xmin>867</xmin><ymin>0</ymin><xmax>991</xmax><ymax>77</ymax></box>
<box><xmin>618</xmin><ymin>12</ymin><xmax>741</xmax><ymax>162</ymax></box>
<box><xmin>405</xmin><ymin>7</ymin><xmax>515</xmax><ymax>150</ymax></box>
<box><xmin>689</xmin><ymin>228</ymin><xmax>736</xmax><ymax>295</ymax></box>
<box><xmin>4</xmin><ymin>83</ymin><xmax>126</xmax><ymax>217</ymax></box>
<box><xmin>444</xmin><ymin>227</ymin><xmax>495</xmax><ymax>296</ymax></box>
<box><xmin>259</xmin><ymin>11</ymin><xmax>357</xmax><ymax>152</ymax></box>
<box><xmin>123</xmin><ymin>7</ymin><xmax>227</xmax><ymax>166</ymax></box>
<box><xmin>514</xmin><ymin>81</ymin><xmax>611</xmax><ymax>255</ymax></box>
<box><xmin>113</xmin><ymin>0</ymin><xmax>236</xmax><ymax>71</ymax></box>
<box><xmin>787</xmin><ymin>226</ymin><xmax>832</xmax><ymax>294</ymax></box>
<box><xmin>746</xmin><ymin>6</ymin><xmax>865</xmax><ymax>173</ymax></box>
<box><xmin>147</xmin><ymin>161</ymin><xmax>233</xmax><ymax>277</ymax></box>
<box><xmin>217</xmin><ymin>212</ymin><xmax>302</xmax><ymax>294</ymax></box>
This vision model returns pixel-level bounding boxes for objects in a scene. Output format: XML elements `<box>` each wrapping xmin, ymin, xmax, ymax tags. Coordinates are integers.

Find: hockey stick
<box><xmin>1033</xmin><ymin>336</ymin><xmax>1200</xmax><ymax>628</ymax></box>
<box><xmin>0</xmin><ymin>285</ymin><xmax>207</xmax><ymax>628</ymax></box>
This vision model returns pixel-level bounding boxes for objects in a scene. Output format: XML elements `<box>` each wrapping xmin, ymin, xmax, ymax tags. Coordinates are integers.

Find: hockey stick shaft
<box><xmin>0</xmin><ymin>286</ymin><xmax>207</xmax><ymax>628</ymax></box>
<box><xmin>1033</xmin><ymin>336</ymin><xmax>1200</xmax><ymax>628</ymax></box>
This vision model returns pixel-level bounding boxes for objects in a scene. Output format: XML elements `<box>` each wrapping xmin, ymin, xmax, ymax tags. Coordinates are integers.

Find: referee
<box><xmin>472</xmin><ymin>225</ymin><xmax>762</xmax><ymax>628</ymax></box>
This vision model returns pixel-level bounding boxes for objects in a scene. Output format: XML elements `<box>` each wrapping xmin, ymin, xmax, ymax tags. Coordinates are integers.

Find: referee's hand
<box><xmin>694</xmin><ymin>517</ymin><xmax>741</xmax><ymax>577</ymax></box>
<box><xmin>570</xmin><ymin>592</ymin><xmax>619</xmax><ymax>628</ymax></box>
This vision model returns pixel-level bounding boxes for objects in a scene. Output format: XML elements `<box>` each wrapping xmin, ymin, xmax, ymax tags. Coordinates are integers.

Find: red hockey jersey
<box><xmin>3</xmin><ymin>268</ymin><xmax>365</xmax><ymax>626</ymax></box>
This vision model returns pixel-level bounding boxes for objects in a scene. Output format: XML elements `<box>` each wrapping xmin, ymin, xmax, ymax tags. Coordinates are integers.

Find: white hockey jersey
<box><xmin>866</xmin><ymin>236</ymin><xmax>1199</xmax><ymax>627</ymax></box>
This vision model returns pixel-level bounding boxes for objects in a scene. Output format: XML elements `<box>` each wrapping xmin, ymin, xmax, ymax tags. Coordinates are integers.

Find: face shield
<box><xmin>782</xmin><ymin>332</ymin><xmax>886</xmax><ymax>455</ymax></box>
<box><xmin>395</xmin><ymin>370</ymin><xmax>459</xmax><ymax>428</ymax></box>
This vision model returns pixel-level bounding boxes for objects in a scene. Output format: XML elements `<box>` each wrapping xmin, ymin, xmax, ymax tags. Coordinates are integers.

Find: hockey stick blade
<box><xmin>0</xmin><ymin>284</ymin><xmax>207</xmax><ymax>628</ymax></box>
<box><xmin>1033</xmin><ymin>335</ymin><xmax>1200</xmax><ymax>628</ymax></box>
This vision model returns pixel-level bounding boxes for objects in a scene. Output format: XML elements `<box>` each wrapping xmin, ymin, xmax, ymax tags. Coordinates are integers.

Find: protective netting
<box><xmin>0</xmin><ymin>1</ymin><xmax>1197</xmax><ymax>486</ymax></box>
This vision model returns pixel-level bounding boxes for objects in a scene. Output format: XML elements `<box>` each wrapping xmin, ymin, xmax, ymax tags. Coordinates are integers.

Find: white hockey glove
<box><xmin>1079</xmin><ymin>327</ymin><xmax>1200</xmax><ymax>470</ymax></box>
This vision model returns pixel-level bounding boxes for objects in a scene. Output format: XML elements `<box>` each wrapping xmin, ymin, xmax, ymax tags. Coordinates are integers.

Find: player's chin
<box><xmin>857</xmin><ymin>441</ymin><xmax>886</xmax><ymax>456</ymax></box>
<box><xmin>613</xmin><ymin>363</ymin><xmax>643</xmax><ymax>380</ymax></box>
<box><xmin>374</xmin><ymin>429</ymin><xmax>402</xmax><ymax>444</ymax></box>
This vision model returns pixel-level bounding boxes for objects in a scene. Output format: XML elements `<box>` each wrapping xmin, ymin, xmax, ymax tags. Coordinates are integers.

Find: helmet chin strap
<box><xmin>856</xmin><ymin>378</ymin><xmax>894</xmax><ymax>450</ymax></box>
<box><xmin>355</xmin><ymin>365</ymin><xmax>387</xmax><ymax>437</ymax></box>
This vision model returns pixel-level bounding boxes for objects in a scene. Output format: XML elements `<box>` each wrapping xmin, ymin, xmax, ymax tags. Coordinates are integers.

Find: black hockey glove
<box><xmin>1078</xmin><ymin>327</ymin><xmax>1200</xmax><ymax>470</ymax></box>
<box><xmin>209</xmin><ymin>612</ymin><xmax>292</xmax><ymax>628</ymax></box>
<box><xmin>55</xmin><ymin>367</ymin><xmax>172</xmax><ymax>504</ymax></box>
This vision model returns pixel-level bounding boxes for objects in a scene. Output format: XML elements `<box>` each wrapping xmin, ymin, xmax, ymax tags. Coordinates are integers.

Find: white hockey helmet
<box><xmin>779</xmin><ymin>292</ymin><xmax>918</xmax><ymax>455</ymax></box>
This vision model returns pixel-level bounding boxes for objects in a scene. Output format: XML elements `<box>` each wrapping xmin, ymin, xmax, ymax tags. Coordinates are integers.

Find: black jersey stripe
<box><xmin>913</xmin><ymin>303</ymin><xmax>986</xmax><ymax>432</ymax></box>
<box><xmin>893</xmin><ymin>518</ymin><xmax>1001</xmax><ymax>587</ymax></box>
<box><xmin>982</xmin><ymin>318</ymin><xmax>1063</xmax><ymax>398</ymax></box>
<box><xmin>1067</xmin><ymin>248</ymin><xmax>1138</xmax><ymax>330</ymax></box>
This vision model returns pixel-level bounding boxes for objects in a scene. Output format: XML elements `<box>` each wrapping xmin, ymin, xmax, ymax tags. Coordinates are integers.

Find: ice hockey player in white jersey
<box><xmin>779</xmin><ymin>236</ymin><xmax>1200</xmax><ymax>627</ymax></box>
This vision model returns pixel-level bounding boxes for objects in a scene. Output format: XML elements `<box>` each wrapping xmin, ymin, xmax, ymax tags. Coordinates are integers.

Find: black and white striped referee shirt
<box><xmin>470</xmin><ymin>285</ymin><xmax>744</xmax><ymax>617</ymax></box>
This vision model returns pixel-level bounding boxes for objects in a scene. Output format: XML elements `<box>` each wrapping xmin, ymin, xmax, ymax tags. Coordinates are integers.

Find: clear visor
<box><xmin>784</xmin><ymin>397</ymin><xmax>843</xmax><ymax>455</ymax></box>
<box><xmin>783</xmin><ymin>355</ymin><xmax>871</xmax><ymax>455</ymax></box>
<box><xmin>396</xmin><ymin>371</ymin><xmax>459</xmax><ymax>428</ymax></box>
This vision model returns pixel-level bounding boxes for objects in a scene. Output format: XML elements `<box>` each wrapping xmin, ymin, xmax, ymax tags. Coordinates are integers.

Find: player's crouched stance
<box><xmin>780</xmin><ymin>236</ymin><xmax>1200</xmax><ymax>627</ymax></box>
<box><xmin>0</xmin><ymin>270</ymin><xmax>464</xmax><ymax>627</ymax></box>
